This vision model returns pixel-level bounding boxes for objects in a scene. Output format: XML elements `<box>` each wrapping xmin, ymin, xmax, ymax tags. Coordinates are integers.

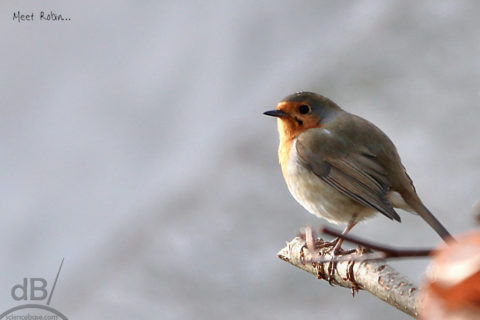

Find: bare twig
<box><xmin>278</xmin><ymin>236</ymin><xmax>420</xmax><ymax>318</ymax></box>
<box><xmin>320</xmin><ymin>226</ymin><xmax>432</xmax><ymax>258</ymax></box>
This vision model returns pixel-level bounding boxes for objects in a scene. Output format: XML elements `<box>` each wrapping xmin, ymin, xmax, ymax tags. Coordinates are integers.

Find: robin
<box><xmin>264</xmin><ymin>92</ymin><xmax>453</xmax><ymax>255</ymax></box>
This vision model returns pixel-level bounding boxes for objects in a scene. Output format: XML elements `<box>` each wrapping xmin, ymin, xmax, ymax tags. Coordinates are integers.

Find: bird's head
<box><xmin>264</xmin><ymin>92</ymin><xmax>341</xmax><ymax>140</ymax></box>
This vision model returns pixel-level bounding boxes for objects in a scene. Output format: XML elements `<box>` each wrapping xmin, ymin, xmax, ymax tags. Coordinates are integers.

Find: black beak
<box><xmin>263</xmin><ymin>109</ymin><xmax>288</xmax><ymax>118</ymax></box>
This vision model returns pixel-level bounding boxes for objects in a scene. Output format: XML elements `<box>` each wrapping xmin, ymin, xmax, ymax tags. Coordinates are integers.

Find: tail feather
<box><xmin>417</xmin><ymin>203</ymin><xmax>454</xmax><ymax>242</ymax></box>
<box><xmin>402</xmin><ymin>192</ymin><xmax>454</xmax><ymax>243</ymax></box>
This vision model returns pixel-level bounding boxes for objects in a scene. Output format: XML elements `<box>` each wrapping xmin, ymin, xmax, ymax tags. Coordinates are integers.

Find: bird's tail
<box><xmin>417</xmin><ymin>203</ymin><xmax>454</xmax><ymax>242</ymax></box>
<box><xmin>402</xmin><ymin>192</ymin><xmax>455</xmax><ymax>243</ymax></box>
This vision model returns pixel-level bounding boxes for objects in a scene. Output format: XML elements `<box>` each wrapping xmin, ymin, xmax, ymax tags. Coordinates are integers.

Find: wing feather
<box><xmin>296</xmin><ymin>130</ymin><xmax>401</xmax><ymax>221</ymax></box>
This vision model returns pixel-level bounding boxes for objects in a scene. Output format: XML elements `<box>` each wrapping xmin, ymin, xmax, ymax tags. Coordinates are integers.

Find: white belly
<box><xmin>284</xmin><ymin>140</ymin><xmax>376</xmax><ymax>224</ymax></box>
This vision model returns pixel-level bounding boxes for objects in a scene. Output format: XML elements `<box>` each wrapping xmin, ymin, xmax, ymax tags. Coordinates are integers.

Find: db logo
<box><xmin>12</xmin><ymin>278</ymin><xmax>50</xmax><ymax>301</ymax></box>
<box><xmin>0</xmin><ymin>259</ymin><xmax>68</xmax><ymax>320</ymax></box>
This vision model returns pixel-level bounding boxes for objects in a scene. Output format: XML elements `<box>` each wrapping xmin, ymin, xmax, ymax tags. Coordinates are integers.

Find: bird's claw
<box><xmin>326</xmin><ymin>246</ymin><xmax>357</xmax><ymax>285</ymax></box>
<box><xmin>327</xmin><ymin>259</ymin><xmax>337</xmax><ymax>285</ymax></box>
<box><xmin>346</xmin><ymin>259</ymin><xmax>359</xmax><ymax>296</ymax></box>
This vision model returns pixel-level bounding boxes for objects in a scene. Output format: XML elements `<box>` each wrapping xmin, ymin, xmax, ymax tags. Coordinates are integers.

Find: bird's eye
<box><xmin>298</xmin><ymin>105</ymin><xmax>310</xmax><ymax>114</ymax></box>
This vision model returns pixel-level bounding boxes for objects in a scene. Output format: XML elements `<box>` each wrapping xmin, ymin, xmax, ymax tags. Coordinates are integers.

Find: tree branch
<box><xmin>278</xmin><ymin>236</ymin><xmax>420</xmax><ymax>318</ymax></box>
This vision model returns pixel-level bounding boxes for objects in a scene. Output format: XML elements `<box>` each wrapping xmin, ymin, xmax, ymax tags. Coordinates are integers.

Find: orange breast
<box><xmin>277</xmin><ymin>120</ymin><xmax>295</xmax><ymax>178</ymax></box>
<box><xmin>278</xmin><ymin>137</ymin><xmax>293</xmax><ymax>177</ymax></box>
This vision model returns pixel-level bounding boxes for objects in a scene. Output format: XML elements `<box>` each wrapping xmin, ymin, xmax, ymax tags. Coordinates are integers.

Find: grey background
<box><xmin>1</xmin><ymin>1</ymin><xmax>479</xmax><ymax>319</ymax></box>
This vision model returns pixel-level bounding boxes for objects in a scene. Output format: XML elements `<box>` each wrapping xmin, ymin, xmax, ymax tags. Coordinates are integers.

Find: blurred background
<box><xmin>1</xmin><ymin>1</ymin><xmax>479</xmax><ymax>319</ymax></box>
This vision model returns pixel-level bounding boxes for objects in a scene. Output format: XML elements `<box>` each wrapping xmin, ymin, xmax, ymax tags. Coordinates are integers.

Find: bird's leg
<box><xmin>327</xmin><ymin>217</ymin><xmax>358</xmax><ymax>283</ymax></box>
<box><xmin>332</xmin><ymin>218</ymin><xmax>358</xmax><ymax>255</ymax></box>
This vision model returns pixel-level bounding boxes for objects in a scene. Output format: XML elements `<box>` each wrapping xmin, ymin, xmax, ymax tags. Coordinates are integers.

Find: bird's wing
<box><xmin>296</xmin><ymin>129</ymin><xmax>401</xmax><ymax>221</ymax></box>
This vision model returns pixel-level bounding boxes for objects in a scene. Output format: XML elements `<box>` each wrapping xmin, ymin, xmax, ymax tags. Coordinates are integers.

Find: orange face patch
<box><xmin>275</xmin><ymin>101</ymin><xmax>322</xmax><ymax>141</ymax></box>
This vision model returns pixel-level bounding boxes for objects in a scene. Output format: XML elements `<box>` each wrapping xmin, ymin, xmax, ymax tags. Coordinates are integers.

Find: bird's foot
<box><xmin>325</xmin><ymin>240</ymin><xmax>356</xmax><ymax>284</ymax></box>
<box><xmin>300</xmin><ymin>227</ymin><xmax>358</xmax><ymax>285</ymax></box>
<box><xmin>343</xmin><ymin>246</ymin><xmax>367</xmax><ymax>295</ymax></box>
<box><xmin>346</xmin><ymin>259</ymin><xmax>359</xmax><ymax>296</ymax></box>
<box><xmin>314</xmin><ymin>237</ymin><xmax>338</xmax><ymax>249</ymax></box>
